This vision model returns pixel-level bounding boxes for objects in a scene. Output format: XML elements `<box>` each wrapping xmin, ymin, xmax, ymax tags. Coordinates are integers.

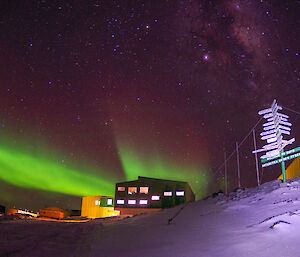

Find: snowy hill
<box><xmin>1</xmin><ymin>178</ymin><xmax>300</xmax><ymax>257</ymax></box>
<box><xmin>90</xmin><ymin>178</ymin><xmax>300</xmax><ymax>257</ymax></box>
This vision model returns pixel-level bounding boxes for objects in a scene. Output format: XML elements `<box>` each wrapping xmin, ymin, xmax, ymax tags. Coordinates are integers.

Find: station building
<box><xmin>114</xmin><ymin>176</ymin><xmax>195</xmax><ymax>215</ymax></box>
<box><xmin>81</xmin><ymin>196</ymin><xmax>120</xmax><ymax>219</ymax></box>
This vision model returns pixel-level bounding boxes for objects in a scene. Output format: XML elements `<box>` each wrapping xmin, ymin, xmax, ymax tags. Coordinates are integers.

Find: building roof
<box><xmin>82</xmin><ymin>195</ymin><xmax>114</xmax><ymax>198</ymax></box>
<box><xmin>116</xmin><ymin>176</ymin><xmax>189</xmax><ymax>185</ymax></box>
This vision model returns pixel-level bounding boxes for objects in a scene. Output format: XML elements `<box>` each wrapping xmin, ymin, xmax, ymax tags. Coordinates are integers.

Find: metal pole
<box><xmin>236</xmin><ymin>142</ymin><xmax>241</xmax><ymax>188</ymax></box>
<box><xmin>280</xmin><ymin>150</ymin><xmax>287</xmax><ymax>183</ymax></box>
<box><xmin>224</xmin><ymin>151</ymin><xmax>228</xmax><ymax>194</ymax></box>
<box><xmin>252</xmin><ymin>129</ymin><xmax>261</xmax><ymax>186</ymax></box>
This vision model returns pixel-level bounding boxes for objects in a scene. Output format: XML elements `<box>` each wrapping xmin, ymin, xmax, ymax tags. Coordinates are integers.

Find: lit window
<box><xmin>118</xmin><ymin>187</ymin><xmax>125</xmax><ymax>191</ymax></box>
<box><xmin>116</xmin><ymin>199</ymin><xmax>125</xmax><ymax>205</ymax></box>
<box><xmin>140</xmin><ymin>187</ymin><xmax>149</xmax><ymax>194</ymax></box>
<box><xmin>151</xmin><ymin>195</ymin><xmax>160</xmax><ymax>201</ymax></box>
<box><xmin>176</xmin><ymin>191</ymin><xmax>185</xmax><ymax>196</ymax></box>
<box><xmin>95</xmin><ymin>200</ymin><xmax>100</xmax><ymax>205</ymax></box>
<box><xmin>107</xmin><ymin>199</ymin><xmax>113</xmax><ymax>205</ymax></box>
<box><xmin>139</xmin><ymin>200</ymin><xmax>148</xmax><ymax>205</ymax></box>
<box><xmin>128</xmin><ymin>199</ymin><xmax>136</xmax><ymax>205</ymax></box>
<box><xmin>128</xmin><ymin>187</ymin><xmax>137</xmax><ymax>194</ymax></box>
<box><xmin>164</xmin><ymin>191</ymin><xmax>172</xmax><ymax>196</ymax></box>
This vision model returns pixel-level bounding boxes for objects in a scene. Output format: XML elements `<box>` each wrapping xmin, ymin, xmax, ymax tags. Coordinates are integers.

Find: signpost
<box><xmin>261</xmin><ymin>146</ymin><xmax>300</xmax><ymax>163</ymax></box>
<box><xmin>252</xmin><ymin>99</ymin><xmax>297</xmax><ymax>183</ymax></box>
<box><xmin>262</xmin><ymin>152</ymin><xmax>300</xmax><ymax>168</ymax></box>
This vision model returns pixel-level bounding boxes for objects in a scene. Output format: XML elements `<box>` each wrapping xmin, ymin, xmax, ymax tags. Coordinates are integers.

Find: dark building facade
<box><xmin>0</xmin><ymin>205</ymin><xmax>5</xmax><ymax>215</ymax></box>
<box><xmin>114</xmin><ymin>176</ymin><xmax>195</xmax><ymax>215</ymax></box>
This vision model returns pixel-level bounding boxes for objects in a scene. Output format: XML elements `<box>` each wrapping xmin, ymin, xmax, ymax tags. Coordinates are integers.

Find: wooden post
<box><xmin>252</xmin><ymin>129</ymin><xmax>261</xmax><ymax>186</ymax></box>
<box><xmin>224</xmin><ymin>151</ymin><xmax>228</xmax><ymax>194</ymax></box>
<box><xmin>236</xmin><ymin>142</ymin><xmax>241</xmax><ymax>188</ymax></box>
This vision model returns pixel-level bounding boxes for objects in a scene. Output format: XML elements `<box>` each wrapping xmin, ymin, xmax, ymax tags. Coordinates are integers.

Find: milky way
<box><xmin>0</xmin><ymin>0</ymin><xmax>299</xmax><ymax>210</ymax></box>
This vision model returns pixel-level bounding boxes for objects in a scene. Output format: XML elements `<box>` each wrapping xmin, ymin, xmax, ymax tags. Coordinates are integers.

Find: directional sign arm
<box><xmin>263</xmin><ymin>125</ymin><xmax>276</xmax><ymax>131</ymax></box>
<box><xmin>258</xmin><ymin>108</ymin><xmax>272</xmax><ymax>115</ymax></box>
<box><xmin>255</xmin><ymin>99</ymin><xmax>294</xmax><ymax>164</ymax></box>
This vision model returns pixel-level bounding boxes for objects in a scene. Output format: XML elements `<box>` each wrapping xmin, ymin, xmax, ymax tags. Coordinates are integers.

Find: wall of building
<box><xmin>115</xmin><ymin>177</ymin><xmax>195</xmax><ymax>212</ymax></box>
<box><xmin>278</xmin><ymin>157</ymin><xmax>300</xmax><ymax>180</ymax></box>
<box><xmin>39</xmin><ymin>208</ymin><xmax>67</xmax><ymax>219</ymax></box>
<box><xmin>81</xmin><ymin>196</ymin><xmax>119</xmax><ymax>219</ymax></box>
<box><xmin>114</xmin><ymin>207</ymin><xmax>161</xmax><ymax>216</ymax></box>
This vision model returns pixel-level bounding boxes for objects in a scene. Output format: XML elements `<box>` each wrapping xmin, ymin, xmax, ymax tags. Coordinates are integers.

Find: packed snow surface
<box><xmin>1</xmin><ymin>178</ymin><xmax>300</xmax><ymax>257</ymax></box>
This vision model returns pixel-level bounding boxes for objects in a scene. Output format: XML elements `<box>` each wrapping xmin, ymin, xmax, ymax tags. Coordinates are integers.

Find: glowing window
<box><xmin>139</xmin><ymin>200</ymin><xmax>148</xmax><ymax>205</ymax></box>
<box><xmin>95</xmin><ymin>200</ymin><xmax>100</xmax><ymax>205</ymax></box>
<box><xmin>128</xmin><ymin>187</ymin><xmax>137</xmax><ymax>194</ymax></box>
<box><xmin>116</xmin><ymin>199</ymin><xmax>125</xmax><ymax>205</ymax></box>
<box><xmin>176</xmin><ymin>191</ymin><xmax>185</xmax><ymax>196</ymax></box>
<box><xmin>128</xmin><ymin>199</ymin><xmax>136</xmax><ymax>205</ymax></box>
<box><xmin>140</xmin><ymin>187</ymin><xmax>149</xmax><ymax>194</ymax></box>
<box><xmin>118</xmin><ymin>187</ymin><xmax>125</xmax><ymax>191</ymax></box>
<box><xmin>151</xmin><ymin>195</ymin><xmax>160</xmax><ymax>201</ymax></box>
<box><xmin>107</xmin><ymin>199</ymin><xmax>113</xmax><ymax>205</ymax></box>
<box><xmin>164</xmin><ymin>191</ymin><xmax>172</xmax><ymax>196</ymax></box>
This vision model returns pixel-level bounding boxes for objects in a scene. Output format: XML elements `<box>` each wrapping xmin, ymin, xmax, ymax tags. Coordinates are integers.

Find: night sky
<box><xmin>0</xmin><ymin>0</ymin><xmax>299</xmax><ymax>211</ymax></box>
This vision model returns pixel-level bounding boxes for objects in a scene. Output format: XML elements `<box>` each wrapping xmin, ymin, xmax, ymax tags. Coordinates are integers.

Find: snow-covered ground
<box><xmin>1</xmin><ymin>178</ymin><xmax>300</xmax><ymax>257</ymax></box>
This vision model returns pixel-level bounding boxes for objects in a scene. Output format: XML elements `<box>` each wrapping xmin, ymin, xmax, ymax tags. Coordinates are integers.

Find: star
<box><xmin>0</xmin><ymin>0</ymin><xmax>298</xmax><ymax>210</ymax></box>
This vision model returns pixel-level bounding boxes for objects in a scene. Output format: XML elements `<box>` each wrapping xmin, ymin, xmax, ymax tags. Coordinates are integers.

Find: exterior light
<box><xmin>151</xmin><ymin>195</ymin><xmax>160</xmax><ymax>201</ymax></box>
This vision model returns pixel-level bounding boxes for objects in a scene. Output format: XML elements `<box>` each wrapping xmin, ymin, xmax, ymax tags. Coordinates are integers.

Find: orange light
<box><xmin>140</xmin><ymin>187</ymin><xmax>149</xmax><ymax>194</ymax></box>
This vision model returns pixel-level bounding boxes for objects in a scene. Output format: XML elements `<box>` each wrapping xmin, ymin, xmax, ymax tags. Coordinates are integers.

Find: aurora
<box><xmin>0</xmin><ymin>144</ymin><xmax>116</xmax><ymax>197</ymax></box>
<box><xmin>0</xmin><ymin>122</ymin><xmax>211</xmax><ymax>201</ymax></box>
<box><xmin>118</xmin><ymin>145</ymin><xmax>210</xmax><ymax>200</ymax></box>
<box><xmin>0</xmin><ymin>139</ymin><xmax>210</xmax><ymax>200</ymax></box>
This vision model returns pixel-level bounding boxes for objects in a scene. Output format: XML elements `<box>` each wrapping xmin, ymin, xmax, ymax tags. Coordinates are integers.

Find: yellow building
<box><xmin>81</xmin><ymin>196</ymin><xmax>120</xmax><ymax>219</ymax></box>
<box><xmin>278</xmin><ymin>157</ymin><xmax>300</xmax><ymax>181</ymax></box>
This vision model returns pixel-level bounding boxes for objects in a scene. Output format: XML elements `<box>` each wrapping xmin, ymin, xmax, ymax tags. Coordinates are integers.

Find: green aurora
<box><xmin>0</xmin><ymin>142</ymin><xmax>210</xmax><ymax>200</ymax></box>
<box><xmin>0</xmin><ymin>145</ymin><xmax>116</xmax><ymax>197</ymax></box>
<box><xmin>0</xmin><ymin>127</ymin><xmax>210</xmax><ymax>201</ymax></box>
<box><xmin>118</xmin><ymin>145</ymin><xmax>210</xmax><ymax>200</ymax></box>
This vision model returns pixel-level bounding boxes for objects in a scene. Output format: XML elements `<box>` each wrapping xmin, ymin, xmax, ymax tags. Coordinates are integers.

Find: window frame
<box><xmin>176</xmin><ymin>191</ymin><xmax>185</xmax><ymax>196</ymax></box>
<box><xmin>139</xmin><ymin>186</ymin><xmax>149</xmax><ymax>194</ymax></box>
<box><xmin>116</xmin><ymin>199</ymin><xmax>125</xmax><ymax>205</ymax></box>
<box><xmin>128</xmin><ymin>187</ymin><xmax>138</xmax><ymax>194</ymax></box>
<box><xmin>128</xmin><ymin>199</ymin><xmax>136</xmax><ymax>205</ymax></box>
<box><xmin>139</xmin><ymin>199</ymin><xmax>148</xmax><ymax>205</ymax></box>
<box><xmin>151</xmin><ymin>195</ymin><xmax>160</xmax><ymax>201</ymax></box>
<box><xmin>164</xmin><ymin>191</ymin><xmax>173</xmax><ymax>197</ymax></box>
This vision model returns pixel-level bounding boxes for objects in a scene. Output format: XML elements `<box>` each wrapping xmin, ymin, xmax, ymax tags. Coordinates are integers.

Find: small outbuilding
<box><xmin>278</xmin><ymin>157</ymin><xmax>300</xmax><ymax>181</ymax></box>
<box><xmin>39</xmin><ymin>207</ymin><xmax>68</xmax><ymax>220</ymax></box>
<box><xmin>115</xmin><ymin>176</ymin><xmax>195</xmax><ymax>215</ymax></box>
<box><xmin>81</xmin><ymin>196</ymin><xmax>120</xmax><ymax>219</ymax></box>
